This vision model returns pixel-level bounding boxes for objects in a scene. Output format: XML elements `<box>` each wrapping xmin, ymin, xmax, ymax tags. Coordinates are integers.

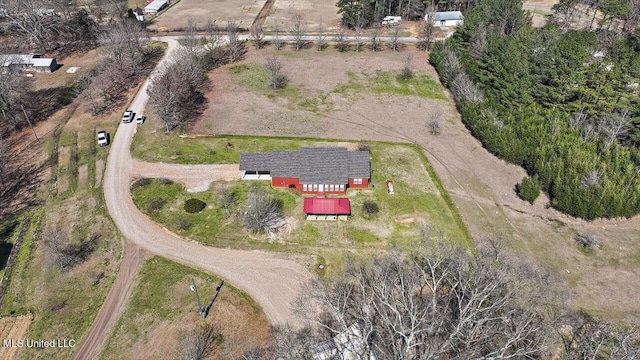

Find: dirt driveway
<box><xmin>193</xmin><ymin>46</ymin><xmax>640</xmax><ymax>322</ymax></box>
<box><xmin>72</xmin><ymin>39</ymin><xmax>314</xmax><ymax>360</ymax></box>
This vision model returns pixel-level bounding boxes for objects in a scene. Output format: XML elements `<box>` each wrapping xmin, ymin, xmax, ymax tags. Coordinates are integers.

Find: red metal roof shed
<box><xmin>303</xmin><ymin>198</ymin><xmax>351</xmax><ymax>215</ymax></box>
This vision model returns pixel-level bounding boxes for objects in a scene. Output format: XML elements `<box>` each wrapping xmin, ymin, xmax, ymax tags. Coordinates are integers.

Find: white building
<box><xmin>382</xmin><ymin>16</ymin><xmax>401</xmax><ymax>26</ymax></box>
<box><xmin>312</xmin><ymin>324</ymin><xmax>376</xmax><ymax>360</ymax></box>
<box><xmin>0</xmin><ymin>54</ymin><xmax>59</xmax><ymax>73</ymax></box>
<box><xmin>144</xmin><ymin>0</ymin><xmax>168</xmax><ymax>14</ymax></box>
<box><xmin>428</xmin><ymin>11</ymin><xmax>464</xmax><ymax>27</ymax></box>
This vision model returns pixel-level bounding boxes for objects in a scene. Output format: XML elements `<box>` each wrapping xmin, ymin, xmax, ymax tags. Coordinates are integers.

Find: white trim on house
<box><xmin>241</xmin><ymin>171</ymin><xmax>271</xmax><ymax>180</ymax></box>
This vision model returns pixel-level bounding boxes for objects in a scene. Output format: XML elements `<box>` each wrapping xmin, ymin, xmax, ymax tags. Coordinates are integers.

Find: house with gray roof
<box><xmin>240</xmin><ymin>147</ymin><xmax>371</xmax><ymax>195</ymax></box>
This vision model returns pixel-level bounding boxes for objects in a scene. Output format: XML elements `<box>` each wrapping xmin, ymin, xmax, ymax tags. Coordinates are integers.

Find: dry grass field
<box><xmin>265</xmin><ymin>0</ymin><xmax>341</xmax><ymax>29</ymax></box>
<box><xmin>148</xmin><ymin>0</ymin><xmax>263</xmax><ymax>31</ymax></box>
<box><xmin>0</xmin><ymin>315</ymin><xmax>33</xmax><ymax>360</ymax></box>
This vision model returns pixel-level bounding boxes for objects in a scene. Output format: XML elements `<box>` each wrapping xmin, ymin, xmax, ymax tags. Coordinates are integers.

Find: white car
<box><xmin>136</xmin><ymin>115</ymin><xmax>146</xmax><ymax>125</ymax></box>
<box><xmin>122</xmin><ymin>110</ymin><xmax>135</xmax><ymax>123</ymax></box>
<box><xmin>97</xmin><ymin>131</ymin><xmax>109</xmax><ymax>146</ymax></box>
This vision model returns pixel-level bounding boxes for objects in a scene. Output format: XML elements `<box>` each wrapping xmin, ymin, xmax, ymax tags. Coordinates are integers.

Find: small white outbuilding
<box><xmin>144</xmin><ymin>0</ymin><xmax>168</xmax><ymax>14</ymax></box>
<box><xmin>428</xmin><ymin>11</ymin><xmax>464</xmax><ymax>27</ymax></box>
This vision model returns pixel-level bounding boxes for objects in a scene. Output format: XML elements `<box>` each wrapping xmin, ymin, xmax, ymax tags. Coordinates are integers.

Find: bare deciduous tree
<box><xmin>401</xmin><ymin>53</ymin><xmax>413</xmax><ymax>80</ymax></box>
<box><xmin>469</xmin><ymin>23</ymin><xmax>487</xmax><ymax>59</ymax></box>
<box><xmin>389</xmin><ymin>26</ymin><xmax>402</xmax><ymax>52</ymax></box>
<box><xmin>265</xmin><ymin>57</ymin><xmax>288</xmax><ymax>90</ymax></box>
<box><xmin>335</xmin><ymin>26</ymin><xmax>349</xmax><ymax>52</ymax></box>
<box><xmin>250</xmin><ymin>24</ymin><xmax>266</xmax><ymax>49</ymax></box>
<box><xmin>220</xmin><ymin>186</ymin><xmax>239</xmax><ymax>218</ymax></box>
<box><xmin>0</xmin><ymin>73</ymin><xmax>34</xmax><ymax>133</ymax></box>
<box><xmin>354</xmin><ymin>27</ymin><xmax>365</xmax><ymax>52</ymax></box>
<box><xmin>178</xmin><ymin>322</ymin><xmax>222</xmax><ymax>360</ymax></box>
<box><xmin>316</xmin><ymin>18</ymin><xmax>327</xmax><ymax>51</ymax></box>
<box><xmin>369</xmin><ymin>26</ymin><xmax>382</xmax><ymax>52</ymax></box>
<box><xmin>452</xmin><ymin>73</ymin><xmax>485</xmax><ymax>103</ymax></box>
<box><xmin>249</xmin><ymin>239</ymin><xmax>553</xmax><ymax>360</ymax></box>
<box><xmin>289</xmin><ymin>14</ymin><xmax>307</xmax><ymax>51</ymax></box>
<box><xmin>273</xmin><ymin>23</ymin><xmax>284</xmax><ymax>50</ymax></box>
<box><xmin>43</xmin><ymin>226</ymin><xmax>99</xmax><ymax>270</ymax></box>
<box><xmin>147</xmin><ymin>49</ymin><xmax>207</xmax><ymax>132</ymax></box>
<box><xmin>581</xmin><ymin>169</ymin><xmax>602</xmax><ymax>188</ymax></box>
<box><xmin>240</xmin><ymin>186</ymin><xmax>285</xmax><ymax>234</ymax></box>
<box><xmin>598</xmin><ymin>109</ymin><xmax>632</xmax><ymax>147</ymax></box>
<box><xmin>226</xmin><ymin>21</ymin><xmax>245</xmax><ymax>62</ymax></box>
<box><xmin>558</xmin><ymin>311</ymin><xmax>640</xmax><ymax>360</ymax></box>
<box><xmin>418</xmin><ymin>1</ymin><xmax>437</xmax><ymax>51</ymax></box>
<box><xmin>100</xmin><ymin>20</ymin><xmax>148</xmax><ymax>78</ymax></box>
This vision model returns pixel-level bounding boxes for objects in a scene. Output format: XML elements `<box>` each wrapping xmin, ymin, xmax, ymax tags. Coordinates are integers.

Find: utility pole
<box><xmin>20</xmin><ymin>105</ymin><xmax>38</xmax><ymax>140</ymax></box>
<box><xmin>190</xmin><ymin>277</ymin><xmax>206</xmax><ymax>319</ymax></box>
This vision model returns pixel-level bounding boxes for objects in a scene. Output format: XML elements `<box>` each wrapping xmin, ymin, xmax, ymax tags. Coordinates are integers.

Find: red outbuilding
<box><xmin>303</xmin><ymin>198</ymin><xmax>351</xmax><ymax>221</ymax></box>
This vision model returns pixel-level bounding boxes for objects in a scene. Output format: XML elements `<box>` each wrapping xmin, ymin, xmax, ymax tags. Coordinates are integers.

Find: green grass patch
<box><xmin>334</xmin><ymin>71</ymin><xmax>446</xmax><ymax>100</ymax></box>
<box><xmin>132</xmin><ymin>133</ymin><xmax>355</xmax><ymax>164</ymax></box>
<box><xmin>230</xmin><ymin>64</ymin><xmax>329</xmax><ymax>113</ymax></box>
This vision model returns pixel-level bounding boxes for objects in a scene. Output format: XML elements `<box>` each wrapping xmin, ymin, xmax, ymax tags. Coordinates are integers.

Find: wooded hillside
<box><xmin>430</xmin><ymin>0</ymin><xmax>640</xmax><ymax>219</ymax></box>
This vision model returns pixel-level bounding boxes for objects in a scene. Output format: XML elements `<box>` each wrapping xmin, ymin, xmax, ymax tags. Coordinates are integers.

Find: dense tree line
<box><xmin>430</xmin><ymin>0</ymin><xmax>640</xmax><ymax>219</ymax></box>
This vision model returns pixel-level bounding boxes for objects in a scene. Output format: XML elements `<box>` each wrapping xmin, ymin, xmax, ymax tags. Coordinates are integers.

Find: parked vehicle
<box><xmin>136</xmin><ymin>115</ymin><xmax>146</xmax><ymax>125</ymax></box>
<box><xmin>122</xmin><ymin>110</ymin><xmax>135</xmax><ymax>123</ymax></box>
<box><xmin>97</xmin><ymin>131</ymin><xmax>109</xmax><ymax>146</ymax></box>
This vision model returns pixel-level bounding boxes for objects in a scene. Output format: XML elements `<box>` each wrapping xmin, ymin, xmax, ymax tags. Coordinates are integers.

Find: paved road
<box><xmin>72</xmin><ymin>39</ymin><xmax>313</xmax><ymax>360</ymax></box>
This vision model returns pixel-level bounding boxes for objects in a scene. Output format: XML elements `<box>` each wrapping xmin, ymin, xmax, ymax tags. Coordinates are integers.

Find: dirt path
<box><xmin>131</xmin><ymin>160</ymin><xmax>240</xmax><ymax>192</ymax></box>
<box><xmin>72</xmin><ymin>38</ymin><xmax>313</xmax><ymax>359</ymax></box>
<box><xmin>251</xmin><ymin>0</ymin><xmax>275</xmax><ymax>34</ymax></box>
<box><xmin>70</xmin><ymin>243</ymin><xmax>148</xmax><ymax>360</ymax></box>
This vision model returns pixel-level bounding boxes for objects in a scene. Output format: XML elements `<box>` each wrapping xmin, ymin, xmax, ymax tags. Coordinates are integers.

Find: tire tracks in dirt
<box><xmin>251</xmin><ymin>0</ymin><xmax>276</xmax><ymax>34</ymax></box>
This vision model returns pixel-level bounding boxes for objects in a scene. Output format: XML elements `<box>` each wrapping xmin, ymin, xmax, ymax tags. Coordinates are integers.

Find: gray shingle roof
<box><xmin>240</xmin><ymin>147</ymin><xmax>370</xmax><ymax>184</ymax></box>
<box><xmin>433</xmin><ymin>11</ymin><xmax>464</xmax><ymax>21</ymax></box>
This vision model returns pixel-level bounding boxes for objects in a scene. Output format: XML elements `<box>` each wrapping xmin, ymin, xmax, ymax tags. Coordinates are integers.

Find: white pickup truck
<box><xmin>122</xmin><ymin>110</ymin><xmax>135</xmax><ymax>123</ymax></box>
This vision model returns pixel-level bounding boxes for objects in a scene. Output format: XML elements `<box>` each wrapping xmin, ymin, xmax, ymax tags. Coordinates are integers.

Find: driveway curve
<box><xmin>73</xmin><ymin>39</ymin><xmax>313</xmax><ymax>360</ymax></box>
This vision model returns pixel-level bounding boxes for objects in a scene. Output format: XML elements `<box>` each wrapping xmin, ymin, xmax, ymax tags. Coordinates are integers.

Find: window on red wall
<box><xmin>313</xmin><ymin>184</ymin><xmax>318</xmax><ymax>191</ymax></box>
<box><xmin>339</xmin><ymin>184</ymin><xmax>345</xmax><ymax>191</ymax></box>
<box><xmin>303</xmin><ymin>184</ymin><xmax>308</xmax><ymax>191</ymax></box>
<box><xmin>354</xmin><ymin>178</ymin><xmax>362</xmax><ymax>185</ymax></box>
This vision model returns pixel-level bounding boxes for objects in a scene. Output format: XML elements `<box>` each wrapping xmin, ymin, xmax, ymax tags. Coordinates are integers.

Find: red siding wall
<box><xmin>272</xmin><ymin>177</ymin><xmax>369</xmax><ymax>194</ymax></box>
<box><xmin>348</xmin><ymin>178</ymin><xmax>369</xmax><ymax>189</ymax></box>
<box><xmin>272</xmin><ymin>177</ymin><xmax>301</xmax><ymax>191</ymax></box>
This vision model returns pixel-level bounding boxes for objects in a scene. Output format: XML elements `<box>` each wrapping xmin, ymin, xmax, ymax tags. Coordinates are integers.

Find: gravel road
<box><xmin>72</xmin><ymin>38</ymin><xmax>314</xmax><ymax>360</ymax></box>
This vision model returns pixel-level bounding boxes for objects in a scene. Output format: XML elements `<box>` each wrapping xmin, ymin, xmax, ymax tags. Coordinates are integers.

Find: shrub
<box><xmin>148</xmin><ymin>198</ymin><xmax>166</xmax><ymax>212</ymax></box>
<box><xmin>575</xmin><ymin>234</ymin><xmax>600</xmax><ymax>250</ymax></box>
<box><xmin>362</xmin><ymin>200</ymin><xmax>380</xmax><ymax>217</ymax></box>
<box><xmin>159</xmin><ymin>178</ymin><xmax>175</xmax><ymax>185</ymax></box>
<box><xmin>133</xmin><ymin>178</ymin><xmax>152</xmax><ymax>188</ymax></box>
<box><xmin>516</xmin><ymin>176</ymin><xmax>541</xmax><ymax>204</ymax></box>
<box><xmin>176</xmin><ymin>218</ymin><xmax>193</xmax><ymax>231</ymax></box>
<box><xmin>184</xmin><ymin>198</ymin><xmax>206</xmax><ymax>213</ymax></box>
